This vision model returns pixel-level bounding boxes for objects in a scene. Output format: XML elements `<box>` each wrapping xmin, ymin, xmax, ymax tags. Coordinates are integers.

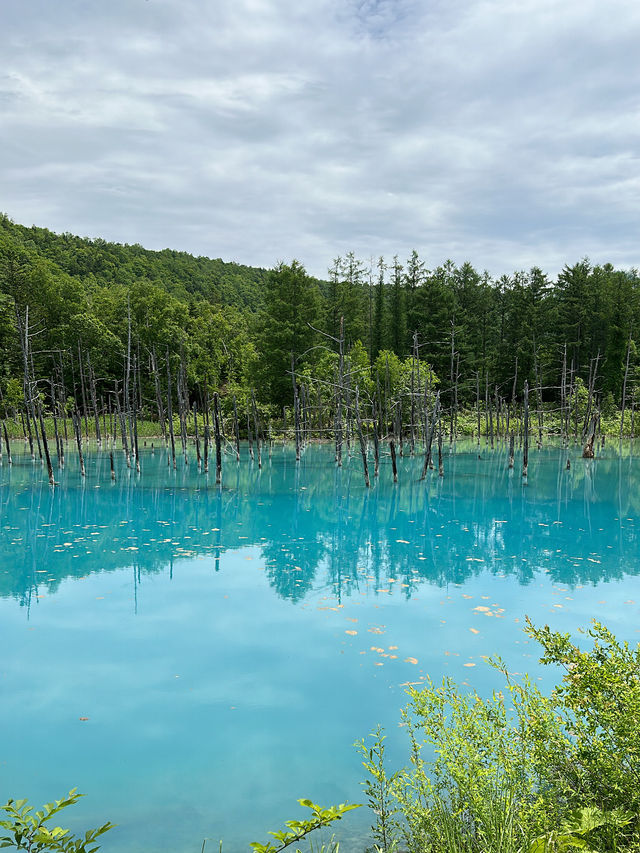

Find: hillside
<box><xmin>0</xmin><ymin>214</ymin><xmax>269</xmax><ymax>312</ymax></box>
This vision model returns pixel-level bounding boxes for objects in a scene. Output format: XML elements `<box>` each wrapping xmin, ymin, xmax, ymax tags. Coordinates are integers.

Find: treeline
<box><xmin>264</xmin><ymin>252</ymin><xmax>640</xmax><ymax>409</ymax></box>
<box><xmin>1</xmin><ymin>214</ymin><xmax>640</xmax><ymax>430</ymax></box>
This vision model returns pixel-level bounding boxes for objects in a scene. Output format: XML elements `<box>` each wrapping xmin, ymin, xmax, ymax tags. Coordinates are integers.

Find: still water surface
<box><xmin>2</xmin><ymin>442</ymin><xmax>640</xmax><ymax>851</ymax></box>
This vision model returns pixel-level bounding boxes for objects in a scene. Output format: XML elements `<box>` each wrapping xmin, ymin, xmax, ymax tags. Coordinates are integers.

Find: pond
<box><xmin>1</xmin><ymin>441</ymin><xmax>640</xmax><ymax>852</ymax></box>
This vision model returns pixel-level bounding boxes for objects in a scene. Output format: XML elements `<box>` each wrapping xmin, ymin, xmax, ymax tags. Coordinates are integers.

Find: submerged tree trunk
<box><xmin>389</xmin><ymin>438</ymin><xmax>397</xmax><ymax>483</ymax></box>
<box><xmin>214</xmin><ymin>392</ymin><xmax>223</xmax><ymax>485</ymax></box>
<box><xmin>421</xmin><ymin>392</ymin><xmax>440</xmax><ymax>479</ymax></box>
<box><xmin>354</xmin><ymin>386</ymin><xmax>370</xmax><ymax>488</ymax></box>
<box><xmin>72</xmin><ymin>409</ymin><xmax>86</xmax><ymax>477</ymax></box>
<box><xmin>166</xmin><ymin>353</ymin><xmax>176</xmax><ymax>469</ymax></box>
<box><xmin>522</xmin><ymin>381</ymin><xmax>529</xmax><ymax>478</ymax></box>
<box><xmin>2</xmin><ymin>421</ymin><xmax>11</xmax><ymax>464</ymax></box>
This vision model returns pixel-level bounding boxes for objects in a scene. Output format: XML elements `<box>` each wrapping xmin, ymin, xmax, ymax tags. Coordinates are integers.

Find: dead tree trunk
<box><xmin>214</xmin><ymin>392</ymin><xmax>223</xmax><ymax>485</ymax></box>
<box><xmin>151</xmin><ymin>346</ymin><xmax>167</xmax><ymax>442</ymax></box>
<box><xmin>2</xmin><ymin>421</ymin><xmax>11</xmax><ymax>464</ymax></box>
<box><xmin>421</xmin><ymin>391</ymin><xmax>441</xmax><ymax>479</ymax></box>
<box><xmin>50</xmin><ymin>379</ymin><xmax>63</xmax><ymax>467</ymax></box>
<box><xmin>166</xmin><ymin>353</ymin><xmax>176</xmax><ymax>469</ymax></box>
<box><xmin>131</xmin><ymin>356</ymin><xmax>140</xmax><ymax>472</ymax></box>
<box><xmin>583</xmin><ymin>420</ymin><xmax>596</xmax><ymax>458</ymax></box>
<box><xmin>620</xmin><ymin>332</ymin><xmax>632</xmax><ymax>442</ymax></box>
<box><xmin>247</xmin><ymin>402</ymin><xmax>254</xmax><ymax>462</ymax></box>
<box><xmin>87</xmin><ymin>353</ymin><xmax>101</xmax><ymax>446</ymax></box>
<box><xmin>449</xmin><ymin>320</ymin><xmax>455</xmax><ymax>441</ymax></box>
<box><xmin>203</xmin><ymin>424</ymin><xmax>210</xmax><ymax>474</ymax></box>
<box><xmin>78</xmin><ymin>344</ymin><xmax>90</xmax><ymax>442</ymax></box>
<box><xmin>561</xmin><ymin>344</ymin><xmax>568</xmax><ymax>442</ymax></box>
<box><xmin>410</xmin><ymin>333</ymin><xmax>417</xmax><ymax>455</ymax></box>
<box><xmin>18</xmin><ymin>306</ymin><xmax>36</xmax><ymax>460</ymax></box>
<box><xmin>72</xmin><ymin>409</ymin><xmax>86</xmax><ymax>477</ymax></box>
<box><xmin>372</xmin><ymin>398</ymin><xmax>380</xmax><ymax>477</ymax></box>
<box><xmin>335</xmin><ymin>318</ymin><xmax>344</xmax><ymax>466</ymax></box>
<box><xmin>178</xmin><ymin>350</ymin><xmax>189</xmax><ymax>465</ymax></box>
<box><xmin>522</xmin><ymin>381</ymin><xmax>529</xmax><ymax>478</ymax></box>
<box><xmin>232</xmin><ymin>394</ymin><xmax>241</xmax><ymax>461</ymax></box>
<box><xmin>193</xmin><ymin>403</ymin><xmax>201</xmax><ymax>468</ymax></box>
<box><xmin>582</xmin><ymin>351</ymin><xmax>600</xmax><ymax>442</ymax></box>
<box><xmin>113</xmin><ymin>383</ymin><xmax>130</xmax><ymax>466</ymax></box>
<box><xmin>476</xmin><ymin>371</ymin><xmax>481</xmax><ymax>444</ymax></box>
<box><xmin>251</xmin><ymin>388</ymin><xmax>262</xmax><ymax>468</ymax></box>
<box><xmin>354</xmin><ymin>386</ymin><xmax>370</xmax><ymax>488</ymax></box>
<box><xmin>38</xmin><ymin>405</ymin><xmax>55</xmax><ymax>486</ymax></box>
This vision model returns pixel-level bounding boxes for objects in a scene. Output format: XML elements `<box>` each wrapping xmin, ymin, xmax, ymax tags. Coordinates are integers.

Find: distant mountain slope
<box><xmin>0</xmin><ymin>214</ymin><xmax>269</xmax><ymax>311</ymax></box>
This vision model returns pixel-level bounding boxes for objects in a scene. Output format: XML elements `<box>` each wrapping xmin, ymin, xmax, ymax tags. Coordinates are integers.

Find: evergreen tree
<box><xmin>258</xmin><ymin>260</ymin><xmax>322</xmax><ymax>406</ymax></box>
<box><xmin>388</xmin><ymin>255</ymin><xmax>407</xmax><ymax>357</ymax></box>
<box><xmin>404</xmin><ymin>249</ymin><xmax>426</xmax><ymax>344</ymax></box>
<box><xmin>372</xmin><ymin>256</ymin><xmax>388</xmax><ymax>360</ymax></box>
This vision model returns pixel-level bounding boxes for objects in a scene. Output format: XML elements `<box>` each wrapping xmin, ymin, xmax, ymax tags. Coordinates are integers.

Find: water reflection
<box><xmin>1</xmin><ymin>441</ymin><xmax>639</xmax><ymax>610</ymax></box>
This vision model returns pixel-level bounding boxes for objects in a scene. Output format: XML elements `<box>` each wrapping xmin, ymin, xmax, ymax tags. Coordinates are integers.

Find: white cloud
<box><xmin>1</xmin><ymin>0</ymin><xmax>639</xmax><ymax>277</ymax></box>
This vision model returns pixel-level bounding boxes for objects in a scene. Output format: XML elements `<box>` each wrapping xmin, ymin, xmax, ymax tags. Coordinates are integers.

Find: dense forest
<box><xmin>1</xmin><ymin>213</ymin><xmax>640</xmax><ymax>441</ymax></box>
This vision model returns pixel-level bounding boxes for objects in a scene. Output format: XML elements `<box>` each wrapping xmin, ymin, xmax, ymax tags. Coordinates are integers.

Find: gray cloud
<box><xmin>1</xmin><ymin>0</ymin><xmax>639</xmax><ymax>277</ymax></box>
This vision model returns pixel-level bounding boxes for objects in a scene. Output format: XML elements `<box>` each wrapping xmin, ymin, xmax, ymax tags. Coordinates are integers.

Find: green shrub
<box><xmin>0</xmin><ymin>790</ymin><xmax>114</xmax><ymax>853</ymax></box>
<box><xmin>361</xmin><ymin>620</ymin><xmax>640</xmax><ymax>853</ymax></box>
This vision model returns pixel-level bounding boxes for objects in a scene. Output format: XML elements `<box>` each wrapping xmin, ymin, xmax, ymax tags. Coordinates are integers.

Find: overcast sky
<box><xmin>2</xmin><ymin>0</ymin><xmax>639</xmax><ymax>279</ymax></box>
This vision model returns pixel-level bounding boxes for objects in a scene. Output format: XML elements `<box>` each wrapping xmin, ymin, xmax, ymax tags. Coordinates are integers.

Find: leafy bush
<box><xmin>361</xmin><ymin>620</ymin><xmax>640</xmax><ymax>853</ymax></box>
<box><xmin>0</xmin><ymin>792</ymin><xmax>359</xmax><ymax>853</ymax></box>
<box><xmin>0</xmin><ymin>790</ymin><xmax>114</xmax><ymax>853</ymax></box>
<box><xmin>249</xmin><ymin>800</ymin><xmax>360</xmax><ymax>853</ymax></box>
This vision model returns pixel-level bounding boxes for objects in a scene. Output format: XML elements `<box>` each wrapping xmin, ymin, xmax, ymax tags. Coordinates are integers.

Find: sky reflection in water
<box><xmin>1</xmin><ymin>441</ymin><xmax>640</xmax><ymax>853</ymax></box>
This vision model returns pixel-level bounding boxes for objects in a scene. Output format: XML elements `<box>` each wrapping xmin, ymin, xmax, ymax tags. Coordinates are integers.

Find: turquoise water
<box><xmin>2</xmin><ymin>441</ymin><xmax>640</xmax><ymax>852</ymax></box>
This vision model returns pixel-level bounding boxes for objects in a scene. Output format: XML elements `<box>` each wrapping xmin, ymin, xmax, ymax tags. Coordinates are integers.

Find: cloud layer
<box><xmin>2</xmin><ymin>0</ymin><xmax>639</xmax><ymax>277</ymax></box>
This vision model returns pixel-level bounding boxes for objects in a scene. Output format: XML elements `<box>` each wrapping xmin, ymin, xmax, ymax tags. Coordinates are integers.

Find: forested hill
<box><xmin>0</xmin><ymin>214</ymin><xmax>269</xmax><ymax>310</ymax></box>
<box><xmin>2</xmin><ymin>212</ymin><xmax>640</xmax><ymax>427</ymax></box>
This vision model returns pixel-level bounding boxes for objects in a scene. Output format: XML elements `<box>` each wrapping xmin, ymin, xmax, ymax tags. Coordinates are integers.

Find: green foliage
<box><xmin>0</xmin><ymin>790</ymin><xmax>114</xmax><ymax>853</ymax></box>
<box><xmin>3</xmin><ymin>212</ymin><xmax>640</xmax><ymax>426</ymax></box>
<box><xmin>528</xmin><ymin>806</ymin><xmax>633</xmax><ymax>853</ymax></box>
<box><xmin>527</xmin><ymin>619</ymin><xmax>640</xmax><ymax>814</ymax></box>
<box><xmin>0</xmin><ymin>792</ymin><xmax>358</xmax><ymax>853</ymax></box>
<box><xmin>356</xmin><ymin>726</ymin><xmax>399</xmax><ymax>852</ymax></box>
<box><xmin>249</xmin><ymin>800</ymin><xmax>361</xmax><ymax>853</ymax></box>
<box><xmin>359</xmin><ymin>621</ymin><xmax>640</xmax><ymax>853</ymax></box>
<box><xmin>258</xmin><ymin>260</ymin><xmax>322</xmax><ymax>406</ymax></box>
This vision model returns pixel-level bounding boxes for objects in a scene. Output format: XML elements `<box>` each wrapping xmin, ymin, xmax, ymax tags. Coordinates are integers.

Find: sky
<box><xmin>1</xmin><ymin>0</ymin><xmax>640</xmax><ymax>279</ymax></box>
